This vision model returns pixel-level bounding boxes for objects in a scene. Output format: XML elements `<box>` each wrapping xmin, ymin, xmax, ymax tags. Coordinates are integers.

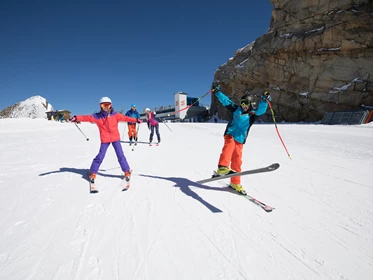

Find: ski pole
<box><xmin>158</xmin><ymin>116</ymin><xmax>173</xmax><ymax>132</ymax></box>
<box><xmin>122</xmin><ymin>124</ymin><xmax>126</xmax><ymax>141</ymax></box>
<box><xmin>136</xmin><ymin>122</ymin><xmax>140</xmax><ymax>140</ymax></box>
<box><xmin>74</xmin><ymin>123</ymin><xmax>89</xmax><ymax>141</ymax></box>
<box><xmin>266</xmin><ymin>100</ymin><xmax>291</xmax><ymax>159</ymax></box>
<box><xmin>168</xmin><ymin>90</ymin><xmax>212</xmax><ymax>116</ymax></box>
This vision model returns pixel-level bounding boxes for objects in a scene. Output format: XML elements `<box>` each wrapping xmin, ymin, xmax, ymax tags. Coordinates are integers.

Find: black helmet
<box><xmin>240</xmin><ymin>94</ymin><xmax>253</xmax><ymax>107</ymax></box>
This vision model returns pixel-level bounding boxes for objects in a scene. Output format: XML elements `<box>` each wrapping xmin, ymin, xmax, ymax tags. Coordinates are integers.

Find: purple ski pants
<box><xmin>90</xmin><ymin>140</ymin><xmax>130</xmax><ymax>174</ymax></box>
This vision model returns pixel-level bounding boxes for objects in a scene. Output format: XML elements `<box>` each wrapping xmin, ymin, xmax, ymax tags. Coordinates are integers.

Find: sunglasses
<box><xmin>100</xmin><ymin>102</ymin><xmax>112</xmax><ymax>109</ymax></box>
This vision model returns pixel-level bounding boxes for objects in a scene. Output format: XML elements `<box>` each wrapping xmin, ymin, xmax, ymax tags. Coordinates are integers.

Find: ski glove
<box><xmin>69</xmin><ymin>115</ymin><xmax>77</xmax><ymax>122</ymax></box>
<box><xmin>262</xmin><ymin>91</ymin><xmax>272</xmax><ymax>101</ymax></box>
<box><xmin>212</xmin><ymin>86</ymin><xmax>221</xmax><ymax>94</ymax></box>
<box><xmin>136</xmin><ymin>118</ymin><xmax>143</xmax><ymax>124</ymax></box>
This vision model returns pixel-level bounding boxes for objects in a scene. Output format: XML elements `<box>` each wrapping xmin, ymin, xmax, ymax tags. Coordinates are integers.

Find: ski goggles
<box><xmin>240</xmin><ymin>100</ymin><xmax>251</xmax><ymax>106</ymax></box>
<box><xmin>100</xmin><ymin>102</ymin><xmax>112</xmax><ymax>109</ymax></box>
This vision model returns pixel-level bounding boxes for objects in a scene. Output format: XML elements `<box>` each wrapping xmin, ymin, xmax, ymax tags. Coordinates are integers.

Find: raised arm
<box><xmin>212</xmin><ymin>86</ymin><xmax>237</xmax><ymax>113</ymax></box>
<box><xmin>254</xmin><ymin>92</ymin><xmax>271</xmax><ymax>116</ymax></box>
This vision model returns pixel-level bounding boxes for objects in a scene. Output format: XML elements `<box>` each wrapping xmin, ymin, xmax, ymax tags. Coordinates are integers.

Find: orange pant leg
<box><xmin>218</xmin><ymin>135</ymin><xmax>235</xmax><ymax>167</ymax></box>
<box><xmin>230</xmin><ymin>141</ymin><xmax>243</xmax><ymax>184</ymax></box>
<box><xmin>127</xmin><ymin>124</ymin><xmax>137</xmax><ymax>139</ymax></box>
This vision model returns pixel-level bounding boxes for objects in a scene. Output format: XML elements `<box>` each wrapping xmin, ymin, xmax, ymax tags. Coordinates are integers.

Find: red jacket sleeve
<box><xmin>76</xmin><ymin>115</ymin><xmax>96</xmax><ymax>123</ymax></box>
<box><xmin>116</xmin><ymin>113</ymin><xmax>137</xmax><ymax>123</ymax></box>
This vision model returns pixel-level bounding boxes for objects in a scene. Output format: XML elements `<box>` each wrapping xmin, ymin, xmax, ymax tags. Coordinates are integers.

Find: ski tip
<box><xmin>269</xmin><ymin>163</ymin><xmax>280</xmax><ymax>170</ymax></box>
<box><xmin>263</xmin><ymin>206</ymin><xmax>274</xmax><ymax>212</ymax></box>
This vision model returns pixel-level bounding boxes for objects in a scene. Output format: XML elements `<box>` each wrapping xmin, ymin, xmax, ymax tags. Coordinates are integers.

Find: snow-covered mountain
<box><xmin>0</xmin><ymin>95</ymin><xmax>54</xmax><ymax>119</ymax></box>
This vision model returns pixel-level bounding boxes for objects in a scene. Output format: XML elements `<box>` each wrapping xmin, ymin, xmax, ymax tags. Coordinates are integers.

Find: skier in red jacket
<box><xmin>70</xmin><ymin>97</ymin><xmax>142</xmax><ymax>183</ymax></box>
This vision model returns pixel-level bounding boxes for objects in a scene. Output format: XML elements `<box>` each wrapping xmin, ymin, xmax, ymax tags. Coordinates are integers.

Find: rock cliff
<box><xmin>212</xmin><ymin>0</ymin><xmax>373</xmax><ymax>122</ymax></box>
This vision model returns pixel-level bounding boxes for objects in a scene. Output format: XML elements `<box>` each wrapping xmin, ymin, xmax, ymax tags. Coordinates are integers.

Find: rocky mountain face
<box><xmin>0</xmin><ymin>96</ymin><xmax>53</xmax><ymax>119</ymax></box>
<box><xmin>212</xmin><ymin>0</ymin><xmax>373</xmax><ymax>122</ymax></box>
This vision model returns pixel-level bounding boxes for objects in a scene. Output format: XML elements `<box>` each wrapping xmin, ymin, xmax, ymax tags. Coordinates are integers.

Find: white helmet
<box><xmin>100</xmin><ymin>97</ymin><xmax>112</xmax><ymax>103</ymax></box>
<box><xmin>145</xmin><ymin>108</ymin><xmax>150</xmax><ymax>112</ymax></box>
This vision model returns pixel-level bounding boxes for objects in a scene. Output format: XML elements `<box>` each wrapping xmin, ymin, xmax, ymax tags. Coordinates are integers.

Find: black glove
<box><xmin>262</xmin><ymin>91</ymin><xmax>272</xmax><ymax>101</ymax></box>
<box><xmin>69</xmin><ymin>115</ymin><xmax>77</xmax><ymax>122</ymax></box>
<box><xmin>136</xmin><ymin>118</ymin><xmax>142</xmax><ymax>124</ymax></box>
<box><xmin>211</xmin><ymin>86</ymin><xmax>221</xmax><ymax>94</ymax></box>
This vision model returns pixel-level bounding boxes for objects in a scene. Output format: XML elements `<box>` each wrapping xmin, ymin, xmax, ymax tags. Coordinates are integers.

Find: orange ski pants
<box><xmin>128</xmin><ymin>123</ymin><xmax>137</xmax><ymax>140</ymax></box>
<box><xmin>218</xmin><ymin>135</ymin><xmax>243</xmax><ymax>184</ymax></box>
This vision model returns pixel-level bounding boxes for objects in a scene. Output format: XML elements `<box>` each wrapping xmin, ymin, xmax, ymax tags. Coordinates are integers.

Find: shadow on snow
<box><xmin>139</xmin><ymin>174</ymin><xmax>236</xmax><ymax>213</ymax></box>
<box><xmin>39</xmin><ymin>167</ymin><xmax>123</xmax><ymax>180</ymax></box>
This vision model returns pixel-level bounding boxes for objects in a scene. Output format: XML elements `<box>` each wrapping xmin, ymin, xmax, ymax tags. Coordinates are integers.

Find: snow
<box><xmin>280</xmin><ymin>33</ymin><xmax>293</xmax><ymax>38</ymax></box>
<box><xmin>0</xmin><ymin>118</ymin><xmax>373</xmax><ymax>280</ymax></box>
<box><xmin>329</xmin><ymin>78</ymin><xmax>364</xmax><ymax>93</ymax></box>
<box><xmin>234</xmin><ymin>59</ymin><xmax>249</xmax><ymax>69</ymax></box>
<box><xmin>305</xmin><ymin>26</ymin><xmax>325</xmax><ymax>34</ymax></box>
<box><xmin>299</xmin><ymin>92</ymin><xmax>309</xmax><ymax>96</ymax></box>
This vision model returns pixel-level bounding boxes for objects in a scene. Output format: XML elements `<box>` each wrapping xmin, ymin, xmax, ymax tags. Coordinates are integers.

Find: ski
<box><xmin>122</xmin><ymin>170</ymin><xmax>132</xmax><ymax>191</ymax></box>
<box><xmin>122</xmin><ymin>182</ymin><xmax>130</xmax><ymax>191</ymax></box>
<box><xmin>244</xmin><ymin>194</ymin><xmax>274</xmax><ymax>212</ymax></box>
<box><xmin>196</xmin><ymin>163</ymin><xmax>280</xmax><ymax>184</ymax></box>
<box><xmin>225</xmin><ymin>184</ymin><xmax>274</xmax><ymax>212</ymax></box>
<box><xmin>89</xmin><ymin>181</ymin><xmax>98</xmax><ymax>194</ymax></box>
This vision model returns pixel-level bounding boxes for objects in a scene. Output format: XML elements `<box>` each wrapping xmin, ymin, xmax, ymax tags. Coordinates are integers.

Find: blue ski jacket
<box><xmin>215</xmin><ymin>90</ymin><xmax>268</xmax><ymax>144</ymax></box>
<box><xmin>125</xmin><ymin>109</ymin><xmax>140</xmax><ymax>125</ymax></box>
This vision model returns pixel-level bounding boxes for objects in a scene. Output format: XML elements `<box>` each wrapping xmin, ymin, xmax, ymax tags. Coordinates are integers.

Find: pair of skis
<box><xmin>88</xmin><ymin>163</ymin><xmax>279</xmax><ymax>213</ymax></box>
<box><xmin>89</xmin><ymin>176</ymin><xmax>130</xmax><ymax>193</ymax></box>
<box><xmin>196</xmin><ymin>163</ymin><xmax>280</xmax><ymax>212</ymax></box>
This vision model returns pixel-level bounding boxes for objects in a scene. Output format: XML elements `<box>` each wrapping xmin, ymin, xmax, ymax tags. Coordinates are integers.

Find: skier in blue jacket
<box><xmin>125</xmin><ymin>104</ymin><xmax>141</xmax><ymax>144</ymax></box>
<box><xmin>212</xmin><ymin>86</ymin><xmax>271</xmax><ymax>194</ymax></box>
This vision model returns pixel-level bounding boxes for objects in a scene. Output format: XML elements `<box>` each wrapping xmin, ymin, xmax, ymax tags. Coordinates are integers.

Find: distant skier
<box><xmin>145</xmin><ymin>108</ymin><xmax>161</xmax><ymax>145</ymax></box>
<box><xmin>69</xmin><ymin>97</ymin><xmax>142</xmax><ymax>183</ymax></box>
<box><xmin>125</xmin><ymin>104</ymin><xmax>141</xmax><ymax>144</ymax></box>
<box><xmin>212</xmin><ymin>86</ymin><xmax>271</xmax><ymax>194</ymax></box>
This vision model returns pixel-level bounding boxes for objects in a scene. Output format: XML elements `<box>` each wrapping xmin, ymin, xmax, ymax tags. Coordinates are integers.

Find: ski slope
<box><xmin>0</xmin><ymin>118</ymin><xmax>372</xmax><ymax>280</ymax></box>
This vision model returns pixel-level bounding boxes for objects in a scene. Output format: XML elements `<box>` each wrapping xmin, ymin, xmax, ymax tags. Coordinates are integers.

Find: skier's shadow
<box><xmin>139</xmin><ymin>174</ymin><xmax>232</xmax><ymax>213</ymax></box>
<box><xmin>39</xmin><ymin>167</ymin><xmax>122</xmax><ymax>180</ymax></box>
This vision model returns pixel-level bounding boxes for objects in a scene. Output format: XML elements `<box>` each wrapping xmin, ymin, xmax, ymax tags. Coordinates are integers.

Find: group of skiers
<box><xmin>69</xmin><ymin>86</ymin><xmax>272</xmax><ymax>194</ymax></box>
<box><xmin>124</xmin><ymin>104</ymin><xmax>161</xmax><ymax>145</ymax></box>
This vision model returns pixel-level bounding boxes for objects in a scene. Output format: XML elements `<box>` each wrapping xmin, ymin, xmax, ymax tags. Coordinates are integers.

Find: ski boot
<box><xmin>212</xmin><ymin>166</ymin><xmax>236</xmax><ymax>178</ymax></box>
<box><xmin>124</xmin><ymin>170</ymin><xmax>132</xmax><ymax>182</ymax></box>
<box><xmin>229</xmin><ymin>183</ymin><xmax>247</xmax><ymax>195</ymax></box>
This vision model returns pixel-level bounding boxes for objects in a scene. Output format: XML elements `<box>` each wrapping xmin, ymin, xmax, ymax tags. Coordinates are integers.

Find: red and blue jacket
<box><xmin>125</xmin><ymin>109</ymin><xmax>140</xmax><ymax>125</ymax></box>
<box><xmin>76</xmin><ymin>109</ymin><xmax>137</xmax><ymax>143</ymax></box>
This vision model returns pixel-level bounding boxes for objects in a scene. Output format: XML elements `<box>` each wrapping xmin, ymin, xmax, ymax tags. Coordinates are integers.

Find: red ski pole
<box><xmin>267</xmin><ymin>100</ymin><xmax>291</xmax><ymax>159</ymax></box>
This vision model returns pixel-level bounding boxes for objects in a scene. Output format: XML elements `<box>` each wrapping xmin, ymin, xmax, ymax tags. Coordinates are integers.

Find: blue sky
<box><xmin>0</xmin><ymin>0</ymin><xmax>273</xmax><ymax>115</ymax></box>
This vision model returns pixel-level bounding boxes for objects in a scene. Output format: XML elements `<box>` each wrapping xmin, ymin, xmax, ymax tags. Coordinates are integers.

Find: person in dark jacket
<box><xmin>125</xmin><ymin>104</ymin><xmax>141</xmax><ymax>144</ymax></box>
<box><xmin>212</xmin><ymin>86</ymin><xmax>271</xmax><ymax>194</ymax></box>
